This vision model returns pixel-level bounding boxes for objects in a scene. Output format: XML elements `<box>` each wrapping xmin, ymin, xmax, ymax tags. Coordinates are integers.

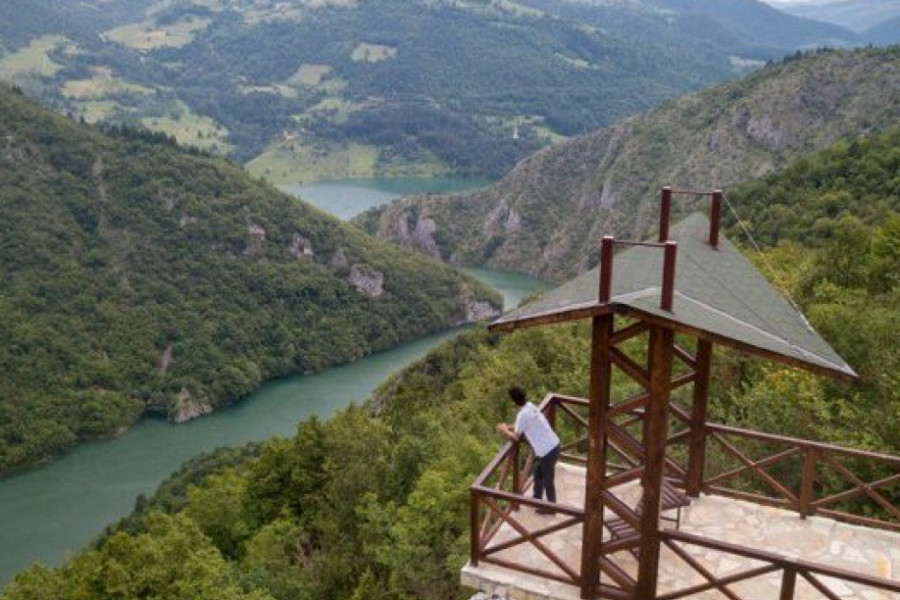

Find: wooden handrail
<box><xmin>706</xmin><ymin>423</ymin><xmax>900</xmax><ymax>465</ymax></box>
<box><xmin>661</xmin><ymin>529</ymin><xmax>900</xmax><ymax>594</ymax></box>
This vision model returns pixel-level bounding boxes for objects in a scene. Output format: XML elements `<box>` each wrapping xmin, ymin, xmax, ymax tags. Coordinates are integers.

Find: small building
<box><xmin>463</xmin><ymin>189</ymin><xmax>900</xmax><ymax>600</ymax></box>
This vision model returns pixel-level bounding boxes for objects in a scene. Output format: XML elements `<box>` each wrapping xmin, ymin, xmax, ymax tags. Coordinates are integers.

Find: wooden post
<box><xmin>599</xmin><ymin>236</ymin><xmax>615</xmax><ymax>303</ymax></box>
<box><xmin>686</xmin><ymin>340</ymin><xmax>712</xmax><ymax>497</ymax></box>
<box><xmin>661</xmin><ymin>242</ymin><xmax>677</xmax><ymax>312</ymax></box>
<box><xmin>511</xmin><ymin>443</ymin><xmax>521</xmax><ymax>510</ymax></box>
<box><xmin>659</xmin><ymin>187</ymin><xmax>672</xmax><ymax>243</ymax></box>
<box><xmin>580</xmin><ymin>312</ymin><xmax>614</xmax><ymax>599</ymax></box>
<box><xmin>799</xmin><ymin>449</ymin><xmax>817</xmax><ymax>518</ymax></box>
<box><xmin>470</xmin><ymin>489</ymin><xmax>480</xmax><ymax>566</ymax></box>
<box><xmin>709</xmin><ymin>190</ymin><xmax>722</xmax><ymax>248</ymax></box>
<box><xmin>780</xmin><ymin>568</ymin><xmax>797</xmax><ymax>600</ymax></box>
<box><xmin>635</xmin><ymin>326</ymin><xmax>674</xmax><ymax>600</ymax></box>
<box><xmin>548</xmin><ymin>398</ymin><xmax>557</xmax><ymax>431</ymax></box>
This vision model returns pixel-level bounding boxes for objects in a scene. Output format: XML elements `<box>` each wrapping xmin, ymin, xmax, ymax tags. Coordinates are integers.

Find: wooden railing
<box><xmin>700</xmin><ymin>423</ymin><xmax>900</xmax><ymax>531</ymax></box>
<box><xmin>658</xmin><ymin>529</ymin><xmax>900</xmax><ymax>600</ymax></box>
<box><xmin>469</xmin><ymin>393</ymin><xmax>900</xmax><ymax>598</ymax></box>
<box><xmin>469</xmin><ymin>394</ymin><xmax>588</xmax><ymax>587</ymax></box>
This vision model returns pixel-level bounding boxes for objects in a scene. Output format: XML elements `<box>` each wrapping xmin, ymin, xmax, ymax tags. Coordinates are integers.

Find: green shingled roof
<box><xmin>490</xmin><ymin>213</ymin><xmax>856</xmax><ymax>380</ymax></box>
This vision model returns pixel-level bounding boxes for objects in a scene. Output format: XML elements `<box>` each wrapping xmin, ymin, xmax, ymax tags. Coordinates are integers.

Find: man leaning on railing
<box><xmin>496</xmin><ymin>386</ymin><xmax>561</xmax><ymax>514</ymax></box>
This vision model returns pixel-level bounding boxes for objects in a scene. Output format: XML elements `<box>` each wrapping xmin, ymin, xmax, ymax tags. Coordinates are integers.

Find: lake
<box><xmin>282</xmin><ymin>176</ymin><xmax>488</xmax><ymax>219</ymax></box>
<box><xmin>0</xmin><ymin>178</ymin><xmax>542</xmax><ymax>586</ymax></box>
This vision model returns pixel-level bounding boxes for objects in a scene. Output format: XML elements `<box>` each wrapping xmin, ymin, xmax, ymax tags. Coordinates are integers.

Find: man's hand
<box><xmin>496</xmin><ymin>422</ymin><xmax>518</xmax><ymax>441</ymax></box>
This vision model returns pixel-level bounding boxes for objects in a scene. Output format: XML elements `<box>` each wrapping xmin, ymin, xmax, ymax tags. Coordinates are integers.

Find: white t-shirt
<box><xmin>514</xmin><ymin>402</ymin><xmax>560</xmax><ymax>458</ymax></box>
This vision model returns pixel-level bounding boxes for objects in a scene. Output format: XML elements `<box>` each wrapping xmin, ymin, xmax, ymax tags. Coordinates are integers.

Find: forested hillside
<box><xmin>0</xmin><ymin>0</ymin><xmax>859</xmax><ymax>182</ymax></box>
<box><xmin>357</xmin><ymin>46</ymin><xmax>900</xmax><ymax>279</ymax></box>
<box><xmin>0</xmin><ymin>84</ymin><xmax>500</xmax><ymax>472</ymax></box>
<box><xmin>4</xmin><ymin>126</ymin><xmax>898</xmax><ymax>600</ymax></box>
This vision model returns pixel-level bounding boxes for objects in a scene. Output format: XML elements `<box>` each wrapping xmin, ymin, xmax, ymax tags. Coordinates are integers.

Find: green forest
<box><xmin>0</xmin><ymin>0</ymin><xmax>860</xmax><ymax>180</ymax></box>
<box><xmin>0</xmin><ymin>84</ymin><xmax>500</xmax><ymax>473</ymax></box>
<box><xmin>4</xmin><ymin>126</ymin><xmax>897</xmax><ymax>600</ymax></box>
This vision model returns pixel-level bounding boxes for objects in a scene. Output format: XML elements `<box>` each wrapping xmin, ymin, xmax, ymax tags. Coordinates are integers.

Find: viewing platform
<box><xmin>464</xmin><ymin>190</ymin><xmax>900</xmax><ymax>600</ymax></box>
<box><xmin>464</xmin><ymin>395</ymin><xmax>900</xmax><ymax>600</ymax></box>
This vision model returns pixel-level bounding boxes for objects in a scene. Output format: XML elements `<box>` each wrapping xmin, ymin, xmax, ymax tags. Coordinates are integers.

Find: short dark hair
<box><xmin>508</xmin><ymin>386</ymin><xmax>527</xmax><ymax>406</ymax></box>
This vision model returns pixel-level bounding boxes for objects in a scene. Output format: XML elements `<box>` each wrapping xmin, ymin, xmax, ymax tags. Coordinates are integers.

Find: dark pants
<box><xmin>533</xmin><ymin>445</ymin><xmax>559</xmax><ymax>502</ymax></box>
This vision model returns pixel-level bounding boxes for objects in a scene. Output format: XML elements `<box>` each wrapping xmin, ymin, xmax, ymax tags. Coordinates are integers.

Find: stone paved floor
<box><xmin>462</xmin><ymin>463</ymin><xmax>900</xmax><ymax>600</ymax></box>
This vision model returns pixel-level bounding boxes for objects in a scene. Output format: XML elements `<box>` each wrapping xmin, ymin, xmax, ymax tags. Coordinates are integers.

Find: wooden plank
<box><xmin>610</xmin><ymin>321</ymin><xmax>650</xmax><ymax>345</ymax></box>
<box><xmin>483</xmin><ymin>516</ymin><xmax>582</xmax><ymax>556</ymax></box>
<box><xmin>706</xmin><ymin>423</ymin><xmax>900</xmax><ymax>464</ymax></box>
<box><xmin>483</xmin><ymin>497</ymin><xmax>581</xmax><ymax>583</ymax></box>
<box><xmin>780</xmin><ymin>568</ymin><xmax>797</xmax><ymax>600</ymax></box>
<box><xmin>657</xmin><ymin>564</ymin><xmax>779</xmax><ymax>600</ymax></box>
<box><xmin>580</xmin><ymin>312</ymin><xmax>614</xmax><ymax>599</ymax></box>
<box><xmin>635</xmin><ymin>325</ymin><xmax>674</xmax><ymax>599</ymax></box>
<box><xmin>662</xmin><ymin>537</ymin><xmax>745</xmax><ymax>600</ymax></box>
<box><xmin>480</xmin><ymin>555</ymin><xmax>579</xmax><ymax>586</ymax></box>
<box><xmin>800</xmin><ymin>572</ymin><xmax>842</xmax><ymax>600</ymax></box>
<box><xmin>704</xmin><ymin>447</ymin><xmax>800</xmax><ymax>487</ymax></box>
<box><xmin>711</xmin><ymin>433</ymin><xmax>799</xmax><ymax>506</ymax></box>
<box><xmin>686</xmin><ymin>339</ymin><xmax>712</xmax><ymax>496</ymax></box>
<box><xmin>488</xmin><ymin>304</ymin><xmax>611</xmax><ymax>334</ymax></box>
<box><xmin>610</xmin><ymin>347</ymin><xmax>650</xmax><ymax>389</ymax></box>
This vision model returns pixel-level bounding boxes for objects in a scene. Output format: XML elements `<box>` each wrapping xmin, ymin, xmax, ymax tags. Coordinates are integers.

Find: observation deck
<box><xmin>464</xmin><ymin>394</ymin><xmax>900</xmax><ymax>600</ymax></box>
<box><xmin>463</xmin><ymin>190</ymin><xmax>900</xmax><ymax>600</ymax></box>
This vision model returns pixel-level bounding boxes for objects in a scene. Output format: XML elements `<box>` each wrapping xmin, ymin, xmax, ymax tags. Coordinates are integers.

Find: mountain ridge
<box><xmin>0</xmin><ymin>83</ymin><xmax>500</xmax><ymax>473</ymax></box>
<box><xmin>356</xmin><ymin>46</ymin><xmax>900</xmax><ymax>279</ymax></box>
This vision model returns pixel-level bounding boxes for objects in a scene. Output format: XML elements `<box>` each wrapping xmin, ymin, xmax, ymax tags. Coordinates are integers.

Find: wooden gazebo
<box><xmin>464</xmin><ymin>189</ymin><xmax>900</xmax><ymax>600</ymax></box>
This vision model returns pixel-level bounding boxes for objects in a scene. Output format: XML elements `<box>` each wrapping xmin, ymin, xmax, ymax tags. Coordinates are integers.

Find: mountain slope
<box><xmin>864</xmin><ymin>16</ymin><xmax>900</xmax><ymax>45</ymax></box>
<box><xmin>7</xmin><ymin>117</ymin><xmax>900</xmax><ymax>596</ymax></box>
<box><xmin>0</xmin><ymin>0</ymin><xmax>861</xmax><ymax>183</ymax></box>
<box><xmin>0</xmin><ymin>84</ymin><xmax>500</xmax><ymax>472</ymax></box>
<box><xmin>356</xmin><ymin>46</ymin><xmax>900</xmax><ymax>279</ymax></box>
<box><xmin>772</xmin><ymin>0</ymin><xmax>900</xmax><ymax>33</ymax></box>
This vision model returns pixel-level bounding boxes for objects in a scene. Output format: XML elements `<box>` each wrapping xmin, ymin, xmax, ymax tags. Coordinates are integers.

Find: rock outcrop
<box><xmin>170</xmin><ymin>387</ymin><xmax>212</xmax><ymax>423</ymax></box>
<box><xmin>348</xmin><ymin>264</ymin><xmax>384</xmax><ymax>298</ymax></box>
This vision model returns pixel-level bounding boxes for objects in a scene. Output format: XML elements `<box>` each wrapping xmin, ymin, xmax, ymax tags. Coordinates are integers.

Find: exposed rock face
<box><xmin>348</xmin><ymin>264</ymin><xmax>384</xmax><ymax>298</ymax></box>
<box><xmin>357</xmin><ymin>49</ymin><xmax>900</xmax><ymax>280</ymax></box>
<box><xmin>455</xmin><ymin>286</ymin><xmax>501</xmax><ymax>325</ymax></box>
<box><xmin>179</xmin><ymin>212</ymin><xmax>197</xmax><ymax>227</ymax></box>
<box><xmin>330</xmin><ymin>247</ymin><xmax>349</xmax><ymax>270</ymax></box>
<box><xmin>157</xmin><ymin>344</ymin><xmax>174</xmax><ymax>375</ymax></box>
<box><xmin>290</xmin><ymin>233</ymin><xmax>314</xmax><ymax>259</ymax></box>
<box><xmin>395</xmin><ymin>208</ymin><xmax>441</xmax><ymax>258</ymax></box>
<box><xmin>746</xmin><ymin>115</ymin><xmax>788</xmax><ymax>151</ymax></box>
<box><xmin>170</xmin><ymin>387</ymin><xmax>212</xmax><ymax>423</ymax></box>
<box><xmin>243</xmin><ymin>220</ymin><xmax>267</xmax><ymax>256</ymax></box>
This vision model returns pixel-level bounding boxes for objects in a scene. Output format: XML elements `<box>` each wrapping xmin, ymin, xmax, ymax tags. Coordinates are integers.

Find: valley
<box><xmin>0</xmin><ymin>0</ymin><xmax>868</xmax><ymax>184</ymax></box>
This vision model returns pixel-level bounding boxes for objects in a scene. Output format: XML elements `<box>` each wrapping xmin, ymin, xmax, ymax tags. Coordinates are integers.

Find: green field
<box><xmin>104</xmin><ymin>17</ymin><xmax>211</xmax><ymax>50</ymax></box>
<box><xmin>62</xmin><ymin>67</ymin><xmax>153</xmax><ymax>99</ymax></box>
<box><xmin>140</xmin><ymin>101</ymin><xmax>231</xmax><ymax>152</ymax></box>
<box><xmin>246</xmin><ymin>140</ymin><xmax>447</xmax><ymax>185</ymax></box>
<box><xmin>288</xmin><ymin>64</ymin><xmax>332</xmax><ymax>86</ymax></box>
<box><xmin>0</xmin><ymin>36</ymin><xmax>72</xmax><ymax>79</ymax></box>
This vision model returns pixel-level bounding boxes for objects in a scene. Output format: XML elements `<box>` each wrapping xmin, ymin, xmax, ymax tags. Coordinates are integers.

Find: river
<box><xmin>0</xmin><ymin>178</ymin><xmax>543</xmax><ymax>586</ymax></box>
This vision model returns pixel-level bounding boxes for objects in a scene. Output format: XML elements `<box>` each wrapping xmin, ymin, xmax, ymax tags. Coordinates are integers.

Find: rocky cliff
<box><xmin>356</xmin><ymin>47</ymin><xmax>900</xmax><ymax>280</ymax></box>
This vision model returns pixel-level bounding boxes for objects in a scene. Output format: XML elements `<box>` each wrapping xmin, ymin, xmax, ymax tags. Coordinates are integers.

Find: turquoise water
<box><xmin>0</xmin><ymin>178</ymin><xmax>543</xmax><ymax>586</ymax></box>
<box><xmin>282</xmin><ymin>176</ymin><xmax>488</xmax><ymax>219</ymax></box>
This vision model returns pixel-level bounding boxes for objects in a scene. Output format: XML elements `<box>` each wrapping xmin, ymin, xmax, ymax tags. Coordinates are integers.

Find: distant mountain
<box><xmin>355</xmin><ymin>46</ymin><xmax>900</xmax><ymax>279</ymax></box>
<box><xmin>0</xmin><ymin>0</ymin><xmax>862</xmax><ymax>184</ymax></box>
<box><xmin>0</xmin><ymin>84</ymin><xmax>499</xmax><ymax>472</ymax></box>
<box><xmin>771</xmin><ymin>0</ymin><xmax>900</xmax><ymax>33</ymax></box>
<box><xmin>864</xmin><ymin>16</ymin><xmax>900</xmax><ymax>45</ymax></box>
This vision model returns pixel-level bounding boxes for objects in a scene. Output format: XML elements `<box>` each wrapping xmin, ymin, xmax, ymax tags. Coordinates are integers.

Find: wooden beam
<box><xmin>487</xmin><ymin>304</ymin><xmax>611</xmax><ymax>333</ymax></box>
<box><xmin>686</xmin><ymin>339</ymin><xmax>712</xmax><ymax>497</ymax></box>
<box><xmin>635</xmin><ymin>326</ymin><xmax>675</xmax><ymax>599</ymax></box>
<box><xmin>580</xmin><ymin>313</ymin><xmax>614</xmax><ymax>599</ymax></box>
